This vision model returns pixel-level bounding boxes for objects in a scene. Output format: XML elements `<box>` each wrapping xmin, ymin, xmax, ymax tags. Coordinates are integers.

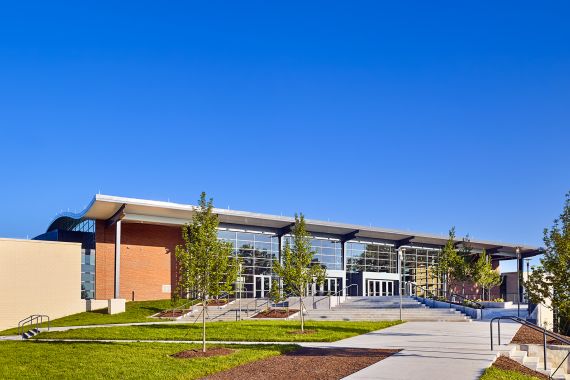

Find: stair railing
<box><xmin>18</xmin><ymin>314</ymin><xmax>50</xmax><ymax>336</ymax></box>
<box><xmin>407</xmin><ymin>281</ymin><xmax>484</xmax><ymax>319</ymax></box>
<box><xmin>312</xmin><ymin>283</ymin><xmax>359</xmax><ymax>309</ymax></box>
<box><xmin>490</xmin><ymin>315</ymin><xmax>570</xmax><ymax>376</ymax></box>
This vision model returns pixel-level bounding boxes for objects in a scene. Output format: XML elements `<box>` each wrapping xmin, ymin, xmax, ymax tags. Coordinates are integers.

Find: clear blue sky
<box><xmin>1</xmin><ymin>2</ymin><xmax>569</xmax><ymax>271</ymax></box>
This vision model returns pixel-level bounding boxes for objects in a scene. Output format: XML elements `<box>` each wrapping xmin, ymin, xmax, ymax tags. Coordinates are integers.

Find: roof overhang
<box><xmin>46</xmin><ymin>194</ymin><xmax>543</xmax><ymax>260</ymax></box>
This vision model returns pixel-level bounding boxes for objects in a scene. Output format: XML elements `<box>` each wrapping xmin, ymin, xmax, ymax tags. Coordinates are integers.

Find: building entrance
<box><xmin>254</xmin><ymin>275</ymin><xmax>271</xmax><ymax>298</ymax></box>
<box><xmin>367</xmin><ymin>279</ymin><xmax>394</xmax><ymax>296</ymax></box>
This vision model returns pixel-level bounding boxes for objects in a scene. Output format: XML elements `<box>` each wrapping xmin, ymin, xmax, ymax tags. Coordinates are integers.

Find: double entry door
<box><xmin>367</xmin><ymin>279</ymin><xmax>394</xmax><ymax>297</ymax></box>
<box><xmin>307</xmin><ymin>277</ymin><xmax>339</xmax><ymax>296</ymax></box>
<box><xmin>254</xmin><ymin>275</ymin><xmax>272</xmax><ymax>298</ymax></box>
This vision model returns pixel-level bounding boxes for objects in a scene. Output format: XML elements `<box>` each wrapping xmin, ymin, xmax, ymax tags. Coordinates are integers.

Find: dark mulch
<box><xmin>171</xmin><ymin>348</ymin><xmax>235</xmax><ymax>359</ymax></box>
<box><xmin>492</xmin><ymin>356</ymin><xmax>548</xmax><ymax>379</ymax></box>
<box><xmin>253</xmin><ymin>309</ymin><xmax>299</xmax><ymax>318</ymax></box>
<box><xmin>202</xmin><ymin>347</ymin><xmax>399</xmax><ymax>380</ymax></box>
<box><xmin>156</xmin><ymin>309</ymin><xmax>191</xmax><ymax>318</ymax></box>
<box><xmin>511</xmin><ymin>325</ymin><xmax>570</xmax><ymax>345</ymax></box>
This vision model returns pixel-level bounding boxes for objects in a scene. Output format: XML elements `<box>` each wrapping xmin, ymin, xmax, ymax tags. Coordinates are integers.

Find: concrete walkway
<box><xmin>326</xmin><ymin>321</ymin><xmax>520</xmax><ymax>380</ymax></box>
<box><xmin>1</xmin><ymin>320</ymin><xmax>520</xmax><ymax>379</ymax></box>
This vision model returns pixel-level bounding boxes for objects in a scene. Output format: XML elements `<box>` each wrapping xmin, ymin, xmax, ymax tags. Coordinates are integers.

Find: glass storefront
<box><xmin>218</xmin><ymin>229</ymin><xmax>279</xmax><ymax>298</ymax></box>
<box><xmin>346</xmin><ymin>241</ymin><xmax>397</xmax><ymax>273</ymax></box>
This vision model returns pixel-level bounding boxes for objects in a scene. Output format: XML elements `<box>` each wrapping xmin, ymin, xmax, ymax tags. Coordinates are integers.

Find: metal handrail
<box><xmin>407</xmin><ymin>282</ymin><xmax>484</xmax><ymax>319</ymax></box>
<box><xmin>490</xmin><ymin>316</ymin><xmax>570</xmax><ymax>375</ymax></box>
<box><xmin>311</xmin><ymin>283</ymin><xmax>358</xmax><ymax>309</ymax></box>
<box><xmin>449</xmin><ymin>292</ymin><xmax>484</xmax><ymax>310</ymax></box>
<box><xmin>18</xmin><ymin>314</ymin><xmax>50</xmax><ymax>336</ymax></box>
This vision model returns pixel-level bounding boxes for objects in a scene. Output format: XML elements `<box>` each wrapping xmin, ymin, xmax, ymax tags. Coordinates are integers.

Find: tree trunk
<box><xmin>202</xmin><ymin>298</ymin><xmax>206</xmax><ymax>353</ymax></box>
<box><xmin>299</xmin><ymin>296</ymin><xmax>304</xmax><ymax>332</ymax></box>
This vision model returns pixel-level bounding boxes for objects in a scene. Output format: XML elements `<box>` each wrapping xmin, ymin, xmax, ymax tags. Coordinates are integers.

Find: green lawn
<box><xmin>480</xmin><ymin>366</ymin><xmax>542</xmax><ymax>380</ymax></box>
<box><xmin>35</xmin><ymin>320</ymin><xmax>402</xmax><ymax>342</ymax></box>
<box><xmin>0</xmin><ymin>299</ymin><xmax>192</xmax><ymax>335</ymax></box>
<box><xmin>0</xmin><ymin>341</ymin><xmax>296</xmax><ymax>380</ymax></box>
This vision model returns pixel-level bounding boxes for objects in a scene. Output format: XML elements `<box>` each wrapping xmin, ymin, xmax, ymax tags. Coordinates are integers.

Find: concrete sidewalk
<box><xmin>328</xmin><ymin>321</ymin><xmax>519</xmax><ymax>380</ymax></box>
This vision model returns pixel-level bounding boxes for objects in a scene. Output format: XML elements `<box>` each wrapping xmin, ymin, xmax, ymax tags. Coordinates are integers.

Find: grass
<box><xmin>35</xmin><ymin>320</ymin><xmax>402</xmax><ymax>342</ymax></box>
<box><xmin>0</xmin><ymin>299</ymin><xmax>192</xmax><ymax>335</ymax></box>
<box><xmin>480</xmin><ymin>366</ymin><xmax>542</xmax><ymax>380</ymax></box>
<box><xmin>0</xmin><ymin>340</ymin><xmax>296</xmax><ymax>380</ymax></box>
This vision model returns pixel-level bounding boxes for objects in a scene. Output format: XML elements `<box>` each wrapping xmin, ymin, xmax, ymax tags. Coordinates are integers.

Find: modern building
<box><xmin>36</xmin><ymin>194</ymin><xmax>542</xmax><ymax>302</ymax></box>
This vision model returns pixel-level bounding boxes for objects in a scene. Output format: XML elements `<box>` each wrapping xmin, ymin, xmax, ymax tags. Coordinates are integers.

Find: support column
<box><xmin>341</xmin><ymin>241</ymin><xmax>347</xmax><ymax>296</ymax></box>
<box><xmin>516</xmin><ymin>247</ymin><xmax>522</xmax><ymax>317</ymax></box>
<box><xmin>114</xmin><ymin>220</ymin><xmax>122</xmax><ymax>299</ymax></box>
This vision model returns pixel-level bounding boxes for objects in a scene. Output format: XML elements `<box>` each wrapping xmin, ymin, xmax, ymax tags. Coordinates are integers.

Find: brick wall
<box><xmin>95</xmin><ymin>221</ymin><xmax>181</xmax><ymax>301</ymax></box>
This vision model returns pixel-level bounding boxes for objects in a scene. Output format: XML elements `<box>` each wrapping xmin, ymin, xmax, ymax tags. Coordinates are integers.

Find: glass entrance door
<box><xmin>367</xmin><ymin>280</ymin><xmax>394</xmax><ymax>296</ymax></box>
<box><xmin>254</xmin><ymin>275</ymin><xmax>271</xmax><ymax>298</ymax></box>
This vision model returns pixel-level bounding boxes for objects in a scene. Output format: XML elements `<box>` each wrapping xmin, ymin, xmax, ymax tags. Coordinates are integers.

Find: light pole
<box><xmin>398</xmin><ymin>248</ymin><xmax>404</xmax><ymax>321</ymax></box>
<box><xmin>516</xmin><ymin>247</ymin><xmax>521</xmax><ymax>318</ymax></box>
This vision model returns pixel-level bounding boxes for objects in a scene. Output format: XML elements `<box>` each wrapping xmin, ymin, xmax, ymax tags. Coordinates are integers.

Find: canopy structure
<box><xmin>47</xmin><ymin>194</ymin><xmax>542</xmax><ymax>261</ymax></box>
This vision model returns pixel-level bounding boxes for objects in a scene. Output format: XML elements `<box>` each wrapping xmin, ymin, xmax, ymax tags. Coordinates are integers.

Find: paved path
<box><xmin>325</xmin><ymin>321</ymin><xmax>520</xmax><ymax>380</ymax></box>
<box><xmin>2</xmin><ymin>320</ymin><xmax>520</xmax><ymax>380</ymax></box>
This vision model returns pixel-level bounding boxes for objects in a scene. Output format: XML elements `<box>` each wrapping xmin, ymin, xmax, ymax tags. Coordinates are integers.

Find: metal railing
<box><xmin>407</xmin><ymin>282</ymin><xmax>484</xmax><ymax>319</ymax></box>
<box><xmin>18</xmin><ymin>314</ymin><xmax>50</xmax><ymax>336</ymax></box>
<box><xmin>490</xmin><ymin>316</ymin><xmax>570</xmax><ymax>377</ymax></box>
<box><xmin>312</xmin><ymin>283</ymin><xmax>359</xmax><ymax>309</ymax></box>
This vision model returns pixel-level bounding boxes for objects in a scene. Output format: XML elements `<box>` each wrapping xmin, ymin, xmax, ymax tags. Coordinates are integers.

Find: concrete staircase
<box><xmin>22</xmin><ymin>328</ymin><xmax>41</xmax><ymax>340</ymax></box>
<box><xmin>506</xmin><ymin>345</ymin><xmax>570</xmax><ymax>379</ymax></box>
<box><xmin>180</xmin><ymin>298</ymin><xmax>267</xmax><ymax>322</ymax></box>
<box><xmin>305</xmin><ymin>296</ymin><xmax>470</xmax><ymax>322</ymax></box>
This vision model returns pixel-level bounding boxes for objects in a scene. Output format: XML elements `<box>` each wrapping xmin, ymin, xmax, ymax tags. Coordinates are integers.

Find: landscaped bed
<box><xmin>481</xmin><ymin>356</ymin><xmax>546</xmax><ymax>380</ymax></box>
<box><xmin>33</xmin><ymin>320</ymin><xmax>402</xmax><ymax>342</ymax></box>
<box><xmin>510</xmin><ymin>325</ymin><xmax>570</xmax><ymax>345</ymax></box>
<box><xmin>204</xmin><ymin>347</ymin><xmax>400</xmax><ymax>380</ymax></box>
<box><xmin>0</xmin><ymin>341</ymin><xmax>297</xmax><ymax>380</ymax></box>
<box><xmin>252</xmin><ymin>308</ymin><xmax>299</xmax><ymax>318</ymax></box>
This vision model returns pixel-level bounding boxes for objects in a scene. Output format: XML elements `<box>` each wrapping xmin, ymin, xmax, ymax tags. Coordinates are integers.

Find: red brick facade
<box><xmin>95</xmin><ymin>221</ymin><xmax>181</xmax><ymax>301</ymax></box>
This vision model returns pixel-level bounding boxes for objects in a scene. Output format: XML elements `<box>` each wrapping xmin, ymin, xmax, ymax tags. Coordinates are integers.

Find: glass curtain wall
<box><xmin>401</xmin><ymin>246</ymin><xmax>441</xmax><ymax>296</ymax></box>
<box><xmin>73</xmin><ymin>219</ymin><xmax>96</xmax><ymax>299</ymax></box>
<box><xmin>218</xmin><ymin>229</ymin><xmax>279</xmax><ymax>298</ymax></box>
<box><xmin>346</xmin><ymin>241</ymin><xmax>396</xmax><ymax>273</ymax></box>
<box><xmin>282</xmin><ymin>236</ymin><xmax>342</xmax><ymax>270</ymax></box>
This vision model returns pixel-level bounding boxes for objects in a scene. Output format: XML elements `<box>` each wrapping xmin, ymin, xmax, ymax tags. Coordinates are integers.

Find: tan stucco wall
<box><xmin>0</xmin><ymin>238</ymin><xmax>84</xmax><ymax>331</ymax></box>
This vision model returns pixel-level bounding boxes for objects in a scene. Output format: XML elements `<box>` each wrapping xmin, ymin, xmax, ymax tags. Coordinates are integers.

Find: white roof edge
<box><xmin>48</xmin><ymin>194</ymin><xmax>541</xmax><ymax>252</ymax></box>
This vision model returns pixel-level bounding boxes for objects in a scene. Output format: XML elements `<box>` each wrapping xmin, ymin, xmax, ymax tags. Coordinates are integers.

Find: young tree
<box><xmin>472</xmin><ymin>250</ymin><xmax>501</xmax><ymax>300</ymax></box>
<box><xmin>174</xmin><ymin>192</ymin><xmax>238</xmax><ymax>352</ymax></box>
<box><xmin>273</xmin><ymin>213</ymin><xmax>325</xmax><ymax>332</ymax></box>
<box><xmin>438</xmin><ymin>227</ymin><xmax>464</xmax><ymax>297</ymax></box>
<box><xmin>455</xmin><ymin>235</ymin><xmax>474</xmax><ymax>296</ymax></box>
<box><xmin>525</xmin><ymin>192</ymin><xmax>570</xmax><ymax>334</ymax></box>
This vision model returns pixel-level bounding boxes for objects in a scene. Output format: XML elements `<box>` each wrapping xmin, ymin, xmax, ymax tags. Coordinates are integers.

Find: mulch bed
<box><xmin>511</xmin><ymin>325</ymin><xmax>570</xmax><ymax>345</ymax></box>
<box><xmin>202</xmin><ymin>347</ymin><xmax>399</xmax><ymax>380</ymax></box>
<box><xmin>156</xmin><ymin>309</ymin><xmax>191</xmax><ymax>318</ymax></box>
<box><xmin>252</xmin><ymin>309</ymin><xmax>299</xmax><ymax>318</ymax></box>
<box><xmin>492</xmin><ymin>356</ymin><xmax>548</xmax><ymax>379</ymax></box>
<box><xmin>171</xmin><ymin>348</ymin><xmax>235</xmax><ymax>359</ymax></box>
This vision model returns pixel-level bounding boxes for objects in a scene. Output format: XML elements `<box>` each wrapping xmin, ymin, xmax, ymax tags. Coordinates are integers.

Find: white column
<box><xmin>114</xmin><ymin>220</ymin><xmax>122</xmax><ymax>299</ymax></box>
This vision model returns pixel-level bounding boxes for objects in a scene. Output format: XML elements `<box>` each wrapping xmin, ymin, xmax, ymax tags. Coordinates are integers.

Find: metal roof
<box><xmin>47</xmin><ymin>194</ymin><xmax>543</xmax><ymax>260</ymax></box>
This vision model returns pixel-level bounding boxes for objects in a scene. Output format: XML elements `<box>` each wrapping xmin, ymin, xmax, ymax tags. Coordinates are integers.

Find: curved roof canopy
<box><xmin>47</xmin><ymin>194</ymin><xmax>542</xmax><ymax>260</ymax></box>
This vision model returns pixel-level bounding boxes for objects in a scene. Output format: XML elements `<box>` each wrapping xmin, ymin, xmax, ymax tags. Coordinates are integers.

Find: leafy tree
<box><xmin>268</xmin><ymin>279</ymin><xmax>284</xmax><ymax>308</ymax></box>
<box><xmin>438</xmin><ymin>227</ymin><xmax>465</xmax><ymax>297</ymax></box>
<box><xmin>273</xmin><ymin>213</ymin><xmax>325</xmax><ymax>332</ymax></box>
<box><xmin>174</xmin><ymin>192</ymin><xmax>239</xmax><ymax>352</ymax></box>
<box><xmin>472</xmin><ymin>250</ymin><xmax>501</xmax><ymax>300</ymax></box>
<box><xmin>525</xmin><ymin>192</ymin><xmax>570</xmax><ymax>334</ymax></box>
<box><xmin>454</xmin><ymin>235</ymin><xmax>475</xmax><ymax>296</ymax></box>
